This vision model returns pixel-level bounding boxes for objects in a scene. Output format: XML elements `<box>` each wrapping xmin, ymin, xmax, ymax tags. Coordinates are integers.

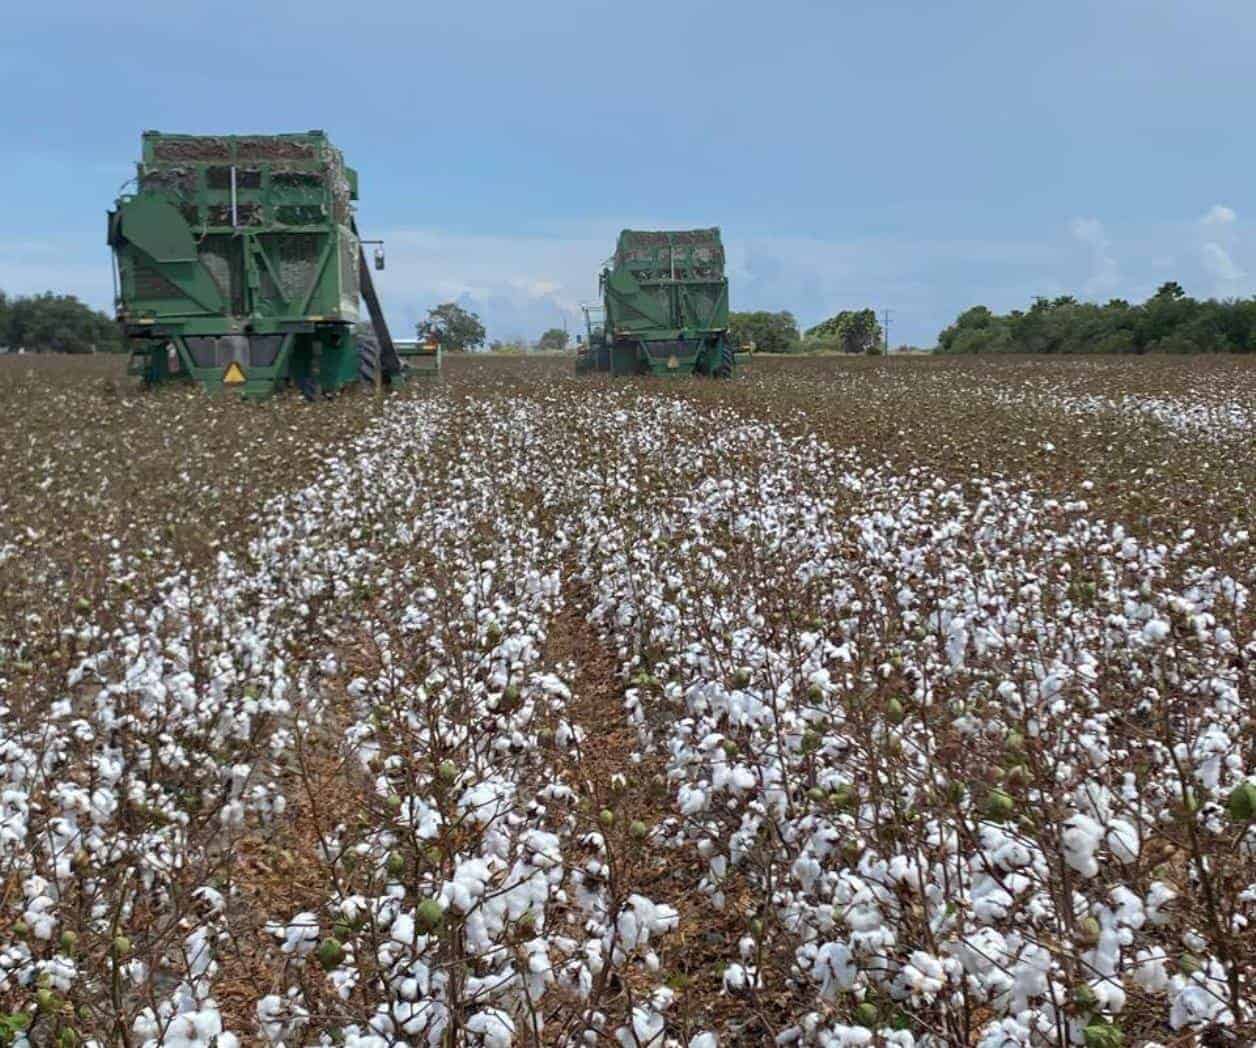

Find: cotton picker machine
<box><xmin>107</xmin><ymin>130</ymin><xmax>439</xmax><ymax>398</ymax></box>
<box><xmin>576</xmin><ymin>228</ymin><xmax>742</xmax><ymax>377</ymax></box>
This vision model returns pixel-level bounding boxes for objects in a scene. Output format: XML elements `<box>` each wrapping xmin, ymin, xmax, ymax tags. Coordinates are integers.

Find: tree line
<box><xmin>938</xmin><ymin>282</ymin><xmax>1256</xmax><ymax>354</ymax></box>
<box><xmin>0</xmin><ymin>290</ymin><xmax>120</xmax><ymax>354</ymax></box>
<box><xmin>729</xmin><ymin>309</ymin><xmax>885</xmax><ymax>354</ymax></box>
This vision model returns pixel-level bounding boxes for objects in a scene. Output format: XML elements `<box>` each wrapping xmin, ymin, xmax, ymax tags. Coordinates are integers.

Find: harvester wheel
<box><xmin>357</xmin><ymin>330</ymin><xmax>382</xmax><ymax>386</ymax></box>
<box><xmin>716</xmin><ymin>339</ymin><xmax>735</xmax><ymax>379</ymax></box>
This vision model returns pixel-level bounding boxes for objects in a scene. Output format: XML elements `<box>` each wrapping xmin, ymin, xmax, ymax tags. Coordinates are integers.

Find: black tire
<box><xmin>715</xmin><ymin>338</ymin><xmax>735</xmax><ymax>379</ymax></box>
<box><xmin>297</xmin><ymin>375</ymin><xmax>318</xmax><ymax>402</ymax></box>
<box><xmin>358</xmin><ymin>330</ymin><xmax>381</xmax><ymax>386</ymax></box>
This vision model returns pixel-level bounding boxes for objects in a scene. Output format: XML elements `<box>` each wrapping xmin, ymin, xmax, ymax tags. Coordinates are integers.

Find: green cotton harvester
<box><xmin>107</xmin><ymin>130</ymin><xmax>438</xmax><ymax>398</ymax></box>
<box><xmin>576</xmin><ymin>228</ymin><xmax>740</xmax><ymax>377</ymax></box>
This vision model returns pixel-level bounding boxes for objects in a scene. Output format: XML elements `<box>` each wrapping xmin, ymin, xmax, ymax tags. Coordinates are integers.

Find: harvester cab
<box><xmin>108</xmin><ymin>130</ymin><xmax>435</xmax><ymax>397</ymax></box>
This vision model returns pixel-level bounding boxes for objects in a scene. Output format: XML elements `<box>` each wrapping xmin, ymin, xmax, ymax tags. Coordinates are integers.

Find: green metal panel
<box><xmin>120</xmin><ymin>195</ymin><xmax>199</xmax><ymax>261</ymax></box>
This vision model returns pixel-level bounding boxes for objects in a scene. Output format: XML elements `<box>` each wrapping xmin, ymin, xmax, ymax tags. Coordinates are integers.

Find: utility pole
<box><xmin>881</xmin><ymin>309</ymin><xmax>893</xmax><ymax>354</ymax></box>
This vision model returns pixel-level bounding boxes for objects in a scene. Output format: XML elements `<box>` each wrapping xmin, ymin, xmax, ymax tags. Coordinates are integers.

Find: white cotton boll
<box><xmin>689</xmin><ymin>1034</ymin><xmax>718</xmax><ymax>1048</ymax></box>
<box><xmin>219</xmin><ymin>801</ymin><xmax>245</xmax><ymax>828</ymax></box>
<box><xmin>24</xmin><ymin>895</ymin><xmax>57</xmax><ymax>941</ymax></box>
<box><xmin>39</xmin><ymin>955</ymin><xmax>76</xmax><ymax>992</ymax></box>
<box><xmin>975</xmin><ymin>1017</ymin><xmax>1035</xmax><ymax>1047</ymax></box>
<box><xmin>184</xmin><ymin>926</ymin><xmax>216</xmax><ymax>986</ymax></box>
<box><xmin>826</xmin><ymin>1025</ymin><xmax>873</xmax><ymax>1046</ymax></box>
<box><xmin>1142</xmin><ymin>618</ymin><xmax>1171</xmax><ymax>644</ymax></box>
<box><xmin>1105</xmin><ymin>819</ymin><xmax>1140</xmax><ymax>864</ymax></box>
<box><xmin>616</xmin><ymin>1004</ymin><xmax>665</xmax><ymax>1048</ymax></box>
<box><xmin>1108</xmin><ymin>885</ymin><xmax>1145</xmax><ymax>930</ymax></box>
<box><xmin>1091</xmin><ymin>974</ymin><xmax>1126</xmax><ymax>1013</ymax></box>
<box><xmin>1145</xmin><ymin>882</ymin><xmax>1176</xmax><ymax>926</ymax></box>
<box><xmin>679</xmin><ymin>785</ymin><xmax>708</xmax><ymax>815</ymax></box>
<box><xmin>722</xmin><ymin>964</ymin><xmax>756</xmax><ymax>993</ymax></box>
<box><xmin>256</xmin><ymin>995</ymin><xmax>285</xmax><ymax>1042</ymax></box>
<box><xmin>1060</xmin><ymin>814</ymin><xmax>1103</xmax><ymax>878</ymax></box>
<box><xmin>899</xmin><ymin>950</ymin><xmax>946</xmax><ymax>1001</ymax></box>
<box><xmin>1009</xmin><ymin>943</ymin><xmax>1051</xmax><ymax>1012</ymax></box>
<box><xmin>1169</xmin><ymin>962</ymin><xmax>1235</xmax><ymax>1029</ymax></box>
<box><xmin>812</xmin><ymin>941</ymin><xmax>858</xmax><ymax>999</ymax></box>
<box><xmin>465</xmin><ymin>1009</ymin><xmax>515</xmax><ymax>1047</ymax></box>
<box><xmin>192</xmin><ymin>886</ymin><xmax>226</xmax><ymax>915</ymax></box>
<box><xmin>1132</xmin><ymin>947</ymin><xmax>1168</xmax><ymax>992</ymax></box>
<box><xmin>275</xmin><ymin>912</ymin><xmax>319</xmax><ymax>957</ymax></box>
<box><xmin>343</xmin><ymin>1030</ymin><xmax>391</xmax><ymax>1048</ymax></box>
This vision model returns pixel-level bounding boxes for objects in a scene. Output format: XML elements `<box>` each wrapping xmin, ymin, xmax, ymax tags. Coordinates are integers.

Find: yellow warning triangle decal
<box><xmin>223</xmin><ymin>361</ymin><xmax>247</xmax><ymax>384</ymax></box>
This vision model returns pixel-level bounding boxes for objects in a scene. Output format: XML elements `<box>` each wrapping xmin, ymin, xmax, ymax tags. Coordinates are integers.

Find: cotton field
<box><xmin>0</xmin><ymin>354</ymin><xmax>1252</xmax><ymax>1047</ymax></box>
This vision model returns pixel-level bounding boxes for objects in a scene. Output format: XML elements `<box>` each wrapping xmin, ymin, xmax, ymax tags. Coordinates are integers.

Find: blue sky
<box><xmin>3</xmin><ymin>0</ymin><xmax>1253</xmax><ymax>346</ymax></box>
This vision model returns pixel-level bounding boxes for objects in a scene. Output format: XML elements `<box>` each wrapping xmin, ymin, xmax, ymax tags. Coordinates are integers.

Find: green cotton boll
<box><xmin>985</xmin><ymin>789</ymin><xmax>1015</xmax><ymax>821</ymax></box>
<box><xmin>853</xmin><ymin>1002</ymin><xmax>878</xmax><ymax>1028</ymax></box>
<box><xmin>1077</xmin><ymin>916</ymin><xmax>1101</xmax><ymax>945</ymax></box>
<box><xmin>830</xmin><ymin>784</ymin><xmax>857</xmax><ymax>811</ymax></box>
<box><xmin>317</xmin><ymin>937</ymin><xmax>345</xmax><ymax>970</ymax></box>
<box><xmin>1226</xmin><ymin>782</ymin><xmax>1256</xmax><ymax>822</ymax></box>
<box><xmin>415</xmin><ymin>899</ymin><xmax>444</xmax><ymax>934</ymax></box>
<box><xmin>1082</xmin><ymin>1022</ymin><xmax>1124</xmax><ymax>1048</ymax></box>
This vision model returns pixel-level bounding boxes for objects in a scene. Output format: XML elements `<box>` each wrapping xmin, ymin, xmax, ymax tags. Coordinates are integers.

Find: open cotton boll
<box><xmin>615</xmin><ymin>1003</ymin><xmax>666</xmax><ymax>1047</ymax></box>
<box><xmin>465</xmin><ymin>1008</ymin><xmax>515</xmax><ymax>1047</ymax></box>
<box><xmin>1132</xmin><ymin>946</ymin><xmax>1169</xmax><ymax>992</ymax></box>
<box><xmin>894</xmin><ymin>950</ymin><xmax>948</xmax><ymax>1003</ymax></box>
<box><xmin>1168</xmin><ymin>960</ymin><xmax>1236</xmax><ymax>1030</ymax></box>
<box><xmin>1060</xmin><ymin>813</ymin><xmax>1104</xmax><ymax>877</ymax></box>
<box><xmin>268</xmin><ymin>912</ymin><xmax>319</xmax><ymax>957</ymax></box>
<box><xmin>812</xmin><ymin>941</ymin><xmax>858</xmax><ymax>998</ymax></box>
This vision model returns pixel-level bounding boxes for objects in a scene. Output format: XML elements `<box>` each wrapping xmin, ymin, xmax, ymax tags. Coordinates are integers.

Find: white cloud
<box><xmin>1068</xmin><ymin>217</ymin><xmax>1120</xmax><ymax>296</ymax></box>
<box><xmin>370</xmin><ymin>228</ymin><xmax>608</xmax><ymax>342</ymax></box>
<box><xmin>1200</xmin><ymin>204</ymin><xmax>1237</xmax><ymax>227</ymax></box>
<box><xmin>1200</xmin><ymin>241</ymin><xmax>1245</xmax><ymax>283</ymax></box>
<box><xmin>1194</xmin><ymin>205</ymin><xmax>1245</xmax><ymax>295</ymax></box>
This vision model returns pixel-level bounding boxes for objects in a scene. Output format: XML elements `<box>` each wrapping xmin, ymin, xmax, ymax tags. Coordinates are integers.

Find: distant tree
<box><xmin>938</xmin><ymin>305</ymin><xmax>996</xmax><ymax>353</ymax></box>
<box><xmin>2</xmin><ymin>291</ymin><xmax>118</xmax><ymax>353</ymax></box>
<box><xmin>806</xmin><ymin>309</ymin><xmax>883</xmax><ymax>354</ymax></box>
<box><xmin>537</xmin><ymin>327</ymin><xmax>570</xmax><ymax>352</ymax></box>
<box><xmin>417</xmin><ymin>302</ymin><xmax>486</xmax><ymax>353</ymax></box>
<box><xmin>729</xmin><ymin>311</ymin><xmax>799</xmax><ymax>353</ymax></box>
